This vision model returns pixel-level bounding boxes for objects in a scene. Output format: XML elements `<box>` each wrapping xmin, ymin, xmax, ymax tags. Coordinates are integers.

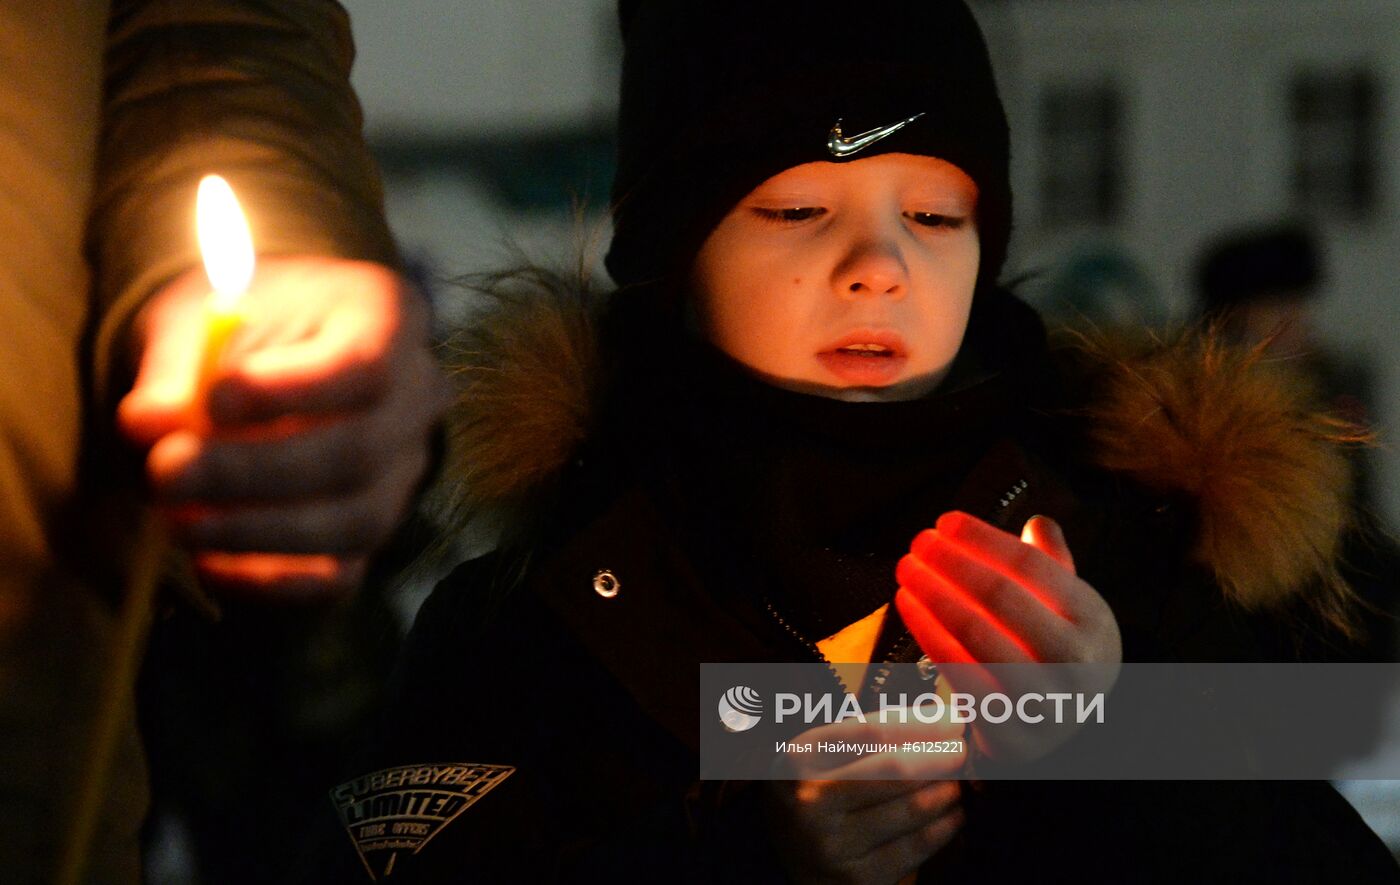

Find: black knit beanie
<box><xmin>605</xmin><ymin>0</ymin><xmax>1012</xmax><ymax>292</ymax></box>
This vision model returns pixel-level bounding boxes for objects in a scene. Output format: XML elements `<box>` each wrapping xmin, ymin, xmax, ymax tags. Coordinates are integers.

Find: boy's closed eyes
<box><xmin>692</xmin><ymin>152</ymin><xmax>981</xmax><ymax>402</ymax></box>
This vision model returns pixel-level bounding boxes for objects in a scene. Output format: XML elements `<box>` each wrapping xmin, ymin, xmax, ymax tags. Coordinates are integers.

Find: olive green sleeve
<box><xmin>88</xmin><ymin>0</ymin><xmax>400</xmax><ymax>406</ymax></box>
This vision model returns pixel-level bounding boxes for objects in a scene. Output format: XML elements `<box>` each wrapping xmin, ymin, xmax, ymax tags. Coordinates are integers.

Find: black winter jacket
<box><xmin>316</xmin><ymin>286</ymin><xmax>1399</xmax><ymax>883</ymax></box>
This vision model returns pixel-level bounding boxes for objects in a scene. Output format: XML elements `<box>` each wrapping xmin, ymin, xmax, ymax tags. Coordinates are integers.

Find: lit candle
<box><xmin>193</xmin><ymin>173</ymin><xmax>254</xmax><ymax>413</ymax></box>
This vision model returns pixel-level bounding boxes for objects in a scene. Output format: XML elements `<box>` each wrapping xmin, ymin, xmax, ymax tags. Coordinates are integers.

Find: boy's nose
<box><xmin>834</xmin><ymin>239</ymin><xmax>908</xmax><ymax>302</ymax></box>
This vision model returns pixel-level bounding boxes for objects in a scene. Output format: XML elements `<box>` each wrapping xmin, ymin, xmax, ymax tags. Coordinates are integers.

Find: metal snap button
<box><xmin>916</xmin><ymin>654</ymin><xmax>938</xmax><ymax>681</ymax></box>
<box><xmin>592</xmin><ymin>569</ymin><xmax>620</xmax><ymax>599</ymax></box>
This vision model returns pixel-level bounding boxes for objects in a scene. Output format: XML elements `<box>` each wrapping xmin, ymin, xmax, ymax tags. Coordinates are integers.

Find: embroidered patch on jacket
<box><xmin>330</xmin><ymin>762</ymin><xmax>515</xmax><ymax>880</ymax></box>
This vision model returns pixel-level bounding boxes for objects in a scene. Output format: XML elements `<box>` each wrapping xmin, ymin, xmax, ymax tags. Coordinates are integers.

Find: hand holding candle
<box><xmin>894</xmin><ymin>512</ymin><xmax>1122</xmax><ymax>764</ymax></box>
<box><xmin>118</xmin><ymin>176</ymin><xmax>449</xmax><ymax>597</ymax></box>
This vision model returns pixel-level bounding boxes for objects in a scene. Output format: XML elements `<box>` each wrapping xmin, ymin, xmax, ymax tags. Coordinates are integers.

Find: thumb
<box><xmin>117</xmin><ymin>279</ymin><xmax>208</xmax><ymax>446</ymax></box>
<box><xmin>1021</xmin><ymin>515</ymin><xmax>1076</xmax><ymax>574</ymax></box>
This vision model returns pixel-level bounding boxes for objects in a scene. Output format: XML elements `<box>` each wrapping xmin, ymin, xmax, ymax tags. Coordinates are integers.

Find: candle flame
<box><xmin>196</xmin><ymin>174</ymin><xmax>254</xmax><ymax>311</ymax></box>
<box><xmin>1020</xmin><ymin>521</ymin><xmax>1036</xmax><ymax>545</ymax></box>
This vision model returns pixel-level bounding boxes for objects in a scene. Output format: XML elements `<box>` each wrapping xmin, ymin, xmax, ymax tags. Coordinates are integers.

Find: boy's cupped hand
<box><xmin>895</xmin><ymin>511</ymin><xmax>1122</xmax><ymax>765</ymax></box>
<box><xmin>767</xmin><ymin>715</ymin><xmax>966</xmax><ymax>883</ymax></box>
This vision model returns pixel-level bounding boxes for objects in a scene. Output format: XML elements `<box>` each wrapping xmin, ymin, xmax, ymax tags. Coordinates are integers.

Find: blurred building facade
<box><xmin>984</xmin><ymin>0</ymin><xmax>1400</xmax><ymax>527</ymax></box>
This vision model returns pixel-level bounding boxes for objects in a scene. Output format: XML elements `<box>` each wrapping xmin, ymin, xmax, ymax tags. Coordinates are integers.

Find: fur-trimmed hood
<box><xmin>434</xmin><ymin>271</ymin><xmax>1366</xmax><ymax>626</ymax></box>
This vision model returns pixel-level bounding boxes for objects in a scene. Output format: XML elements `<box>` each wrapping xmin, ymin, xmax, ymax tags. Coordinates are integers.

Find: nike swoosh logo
<box><xmin>827</xmin><ymin>112</ymin><xmax>926</xmax><ymax>157</ymax></box>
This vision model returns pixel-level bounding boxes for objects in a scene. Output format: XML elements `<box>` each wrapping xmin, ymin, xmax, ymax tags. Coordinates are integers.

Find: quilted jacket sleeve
<box><xmin>89</xmin><ymin>0</ymin><xmax>399</xmax><ymax>406</ymax></box>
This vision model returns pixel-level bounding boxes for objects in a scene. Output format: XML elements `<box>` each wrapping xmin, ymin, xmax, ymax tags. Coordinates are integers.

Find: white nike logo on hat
<box><xmin>827</xmin><ymin>112</ymin><xmax>926</xmax><ymax>157</ymax></box>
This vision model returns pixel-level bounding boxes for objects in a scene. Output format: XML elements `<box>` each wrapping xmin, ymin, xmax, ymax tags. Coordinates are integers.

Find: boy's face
<box><xmin>692</xmin><ymin>153</ymin><xmax>980</xmax><ymax>402</ymax></box>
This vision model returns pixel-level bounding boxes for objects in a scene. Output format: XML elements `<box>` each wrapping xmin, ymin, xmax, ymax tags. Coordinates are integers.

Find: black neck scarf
<box><xmin>605</xmin><ymin>288</ymin><xmax>1049</xmax><ymax>655</ymax></box>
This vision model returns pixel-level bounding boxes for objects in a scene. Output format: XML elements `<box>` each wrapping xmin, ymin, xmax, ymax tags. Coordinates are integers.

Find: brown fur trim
<box><xmin>1070</xmin><ymin>327</ymin><xmax>1369</xmax><ymax>631</ymax></box>
<box><xmin>435</xmin><ymin>274</ymin><xmax>1367</xmax><ymax>621</ymax></box>
<box><xmin>432</xmin><ymin>266</ymin><xmax>600</xmax><ymax>536</ymax></box>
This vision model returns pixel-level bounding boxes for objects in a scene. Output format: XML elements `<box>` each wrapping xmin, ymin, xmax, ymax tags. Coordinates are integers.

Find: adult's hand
<box><xmin>766</xmin><ymin>716</ymin><xmax>967</xmax><ymax>884</ymax></box>
<box><xmin>894</xmin><ymin>512</ymin><xmax>1122</xmax><ymax>763</ymax></box>
<box><xmin>118</xmin><ymin>255</ymin><xmax>450</xmax><ymax>598</ymax></box>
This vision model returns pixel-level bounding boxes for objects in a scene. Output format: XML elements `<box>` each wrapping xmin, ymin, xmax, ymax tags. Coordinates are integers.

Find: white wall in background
<box><xmin>341</xmin><ymin>0</ymin><xmax>617</xmax><ymax>138</ymax></box>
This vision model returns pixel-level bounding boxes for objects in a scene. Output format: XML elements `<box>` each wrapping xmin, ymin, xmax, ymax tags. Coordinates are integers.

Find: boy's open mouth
<box><xmin>818</xmin><ymin>331</ymin><xmax>909</xmax><ymax>385</ymax></box>
<box><xmin>835</xmin><ymin>343</ymin><xmax>895</xmax><ymax>357</ymax></box>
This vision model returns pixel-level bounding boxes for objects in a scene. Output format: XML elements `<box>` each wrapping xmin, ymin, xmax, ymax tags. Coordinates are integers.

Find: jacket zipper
<box><xmin>763</xmin><ymin>598</ymin><xmax>848</xmax><ymax>694</ymax></box>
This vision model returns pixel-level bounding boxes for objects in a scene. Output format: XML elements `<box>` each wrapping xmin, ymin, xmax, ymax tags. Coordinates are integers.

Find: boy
<box><xmin>322</xmin><ymin>1</ymin><xmax>1398</xmax><ymax>881</ymax></box>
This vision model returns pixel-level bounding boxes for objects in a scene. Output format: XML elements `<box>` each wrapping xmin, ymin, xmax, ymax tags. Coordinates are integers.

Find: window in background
<box><xmin>1290</xmin><ymin>67</ymin><xmax>1379</xmax><ymax>220</ymax></box>
<box><xmin>1038</xmin><ymin>80</ymin><xmax>1125</xmax><ymax>227</ymax></box>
